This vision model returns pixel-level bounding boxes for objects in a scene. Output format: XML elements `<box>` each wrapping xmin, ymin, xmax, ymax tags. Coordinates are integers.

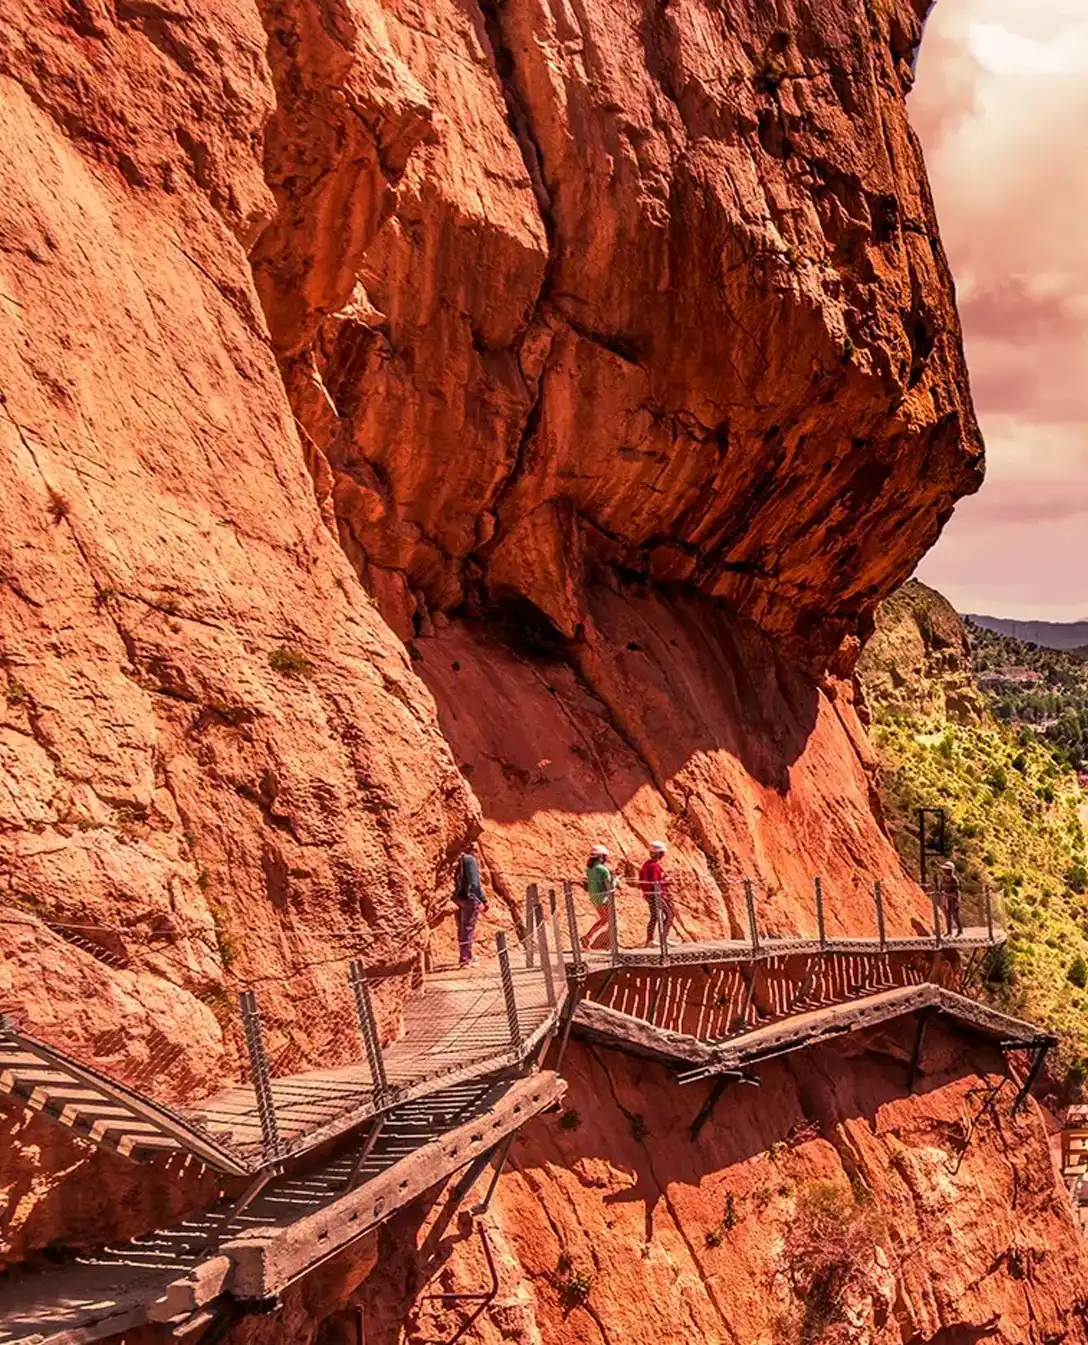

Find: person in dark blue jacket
<box><xmin>453</xmin><ymin>839</ymin><xmax>488</xmax><ymax>967</ymax></box>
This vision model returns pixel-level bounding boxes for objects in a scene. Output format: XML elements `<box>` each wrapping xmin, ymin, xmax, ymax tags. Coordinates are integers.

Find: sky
<box><xmin>909</xmin><ymin>0</ymin><xmax>1088</xmax><ymax>620</ymax></box>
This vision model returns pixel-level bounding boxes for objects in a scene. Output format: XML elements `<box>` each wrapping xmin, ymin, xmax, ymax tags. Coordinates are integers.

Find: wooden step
<box><xmin>121</xmin><ymin>1134</ymin><xmax>182</xmax><ymax>1157</ymax></box>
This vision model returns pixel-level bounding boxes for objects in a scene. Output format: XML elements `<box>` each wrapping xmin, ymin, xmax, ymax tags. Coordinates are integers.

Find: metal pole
<box><xmin>536</xmin><ymin>900</ymin><xmax>556</xmax><ymax>1006</ymax></box>
<box><xmin>350</xmin><ymin>961</ymin><xmax>390</xmax><ymax>1096</ymax></box>
<box><xmin>548</xmin><ymin>888</ymin><xmax>565</xmax><ymax>976</ymax></box>
<box><xmin>564</xmin><ymin>881</ymin><xmax>583</xmax><ymax>975</ymax></box>
<box><xmin>744</xmin><ymin>879</ymin><xmax>760</xmax><ymax>954</ymax></box>
<box><xmin>524</xmin><ymin>884</ymin><xmax>538</xmax><ymax>968</ymax></box>
<box><xmin>239</xmin><ymin>989</ymin><xmax>281</xmax><ymax>1163</ymax></box>
<box><xmin>985</xmin><ymin>886</ymin><xmax>994</xmax><ymax>944</ymax></box>
<box><xmin>930</xmin><ymin>885</ymin><xmax>943</xmax><ymax>948</ymax></box>
<box><xmin>814</xmin><ymin>876</ymin><xmax>827</xmax><ymax>949</ymax></box>
<box><xmin>654</xmin><ymin>883</ymin><xmax>669</xmax><ymax>964</ymax></box>
<box><xmin>873</xmin><ymin>880</ymin><xmax>886</xmax><ymax>952</ymax></box>
<box><xmin>496</xmin><ymin>933</ymin><xmax>521</xmax><ymax>1049</ymax></box>
<box><xmin>607</xmin><ymin>883</ymin><xmax>620</xmax><ymax>965</ymax></box>
<box><xmin>914</xmin><ymin>807</ymin><xmax>925</xmax><ymax>893</ymax></box>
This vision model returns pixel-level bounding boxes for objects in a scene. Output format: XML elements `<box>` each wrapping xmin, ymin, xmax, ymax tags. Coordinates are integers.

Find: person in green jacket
<box><xmin>581</xmin><ymin>844</ymin><xmax>616</xmax><ymax>949</ymax></box>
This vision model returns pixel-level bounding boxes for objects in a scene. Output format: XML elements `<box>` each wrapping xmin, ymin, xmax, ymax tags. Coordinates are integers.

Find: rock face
<box><xmin>4</xmin><ymin>0</ymin><xmax>1074</xmax><ymax>1336</ymax></box>
<box><xmin>367</xmin><ymin>1031</ymin><xmax>1088</xmax><ymax>1345</ymax></box>
<box><xmin>261</xmin><ymin>0</ymin><xmax>983</xmax><ymax>669</ymax></box>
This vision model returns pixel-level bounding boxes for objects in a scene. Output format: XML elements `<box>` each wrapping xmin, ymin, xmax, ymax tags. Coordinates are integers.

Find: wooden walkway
<box><xmin>1</xmin><ymin>962</ymin><xmax>564</xmax><ymax>1177</ymax></box>
<box><xmin>574</xmin><ymin>984</ymin><xmax>1051</xmax><ymax>1081</ymax></box>
<box><xmin>0</xmin><ymin>1071</ymin><xmax>565</xmax><ymax>1344</ymax></box>
<box><xmin>190</xmin><ymin>965</ymin><xmax>561</xmax><ymax>1165</ymax></box>
<box><xmin>579</xmin><ymin>925</ymin><xmax>997</xmax><ymax>970</ymax></box>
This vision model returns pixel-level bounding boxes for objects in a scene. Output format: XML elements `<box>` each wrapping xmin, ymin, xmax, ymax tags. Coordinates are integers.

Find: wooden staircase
<box><xmin>0</xmin><ymin>1018</ymin><xmax>249</xmax><ymax>1176</ymax></box>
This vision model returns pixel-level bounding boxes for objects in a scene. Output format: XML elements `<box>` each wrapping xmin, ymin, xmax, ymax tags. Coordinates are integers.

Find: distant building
<box><xmin>977</xmin><ymin>667</ymin><xmax>1044</xmax><ymax>693</ymax></box>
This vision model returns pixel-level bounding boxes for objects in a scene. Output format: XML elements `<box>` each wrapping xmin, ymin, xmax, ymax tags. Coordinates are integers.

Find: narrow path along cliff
<box><xmin>1</xmin><ymin>0</ymin><xmax>1085</xmax><ymax>1342</ymax></box>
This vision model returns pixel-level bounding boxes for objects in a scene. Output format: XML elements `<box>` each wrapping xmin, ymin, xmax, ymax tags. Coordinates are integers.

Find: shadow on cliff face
<box><xmin>416</xmin><ymin>581</ymin><xmax>927</xmax><ymax>936</ymax></box>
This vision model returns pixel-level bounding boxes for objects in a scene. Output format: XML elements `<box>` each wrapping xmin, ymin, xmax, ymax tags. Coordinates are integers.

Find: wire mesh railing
<box><xmin>532</xmin><ymin>873</ymin><xmax>1007</xmax><ymax>971</ymax></box>
<box><xmin>1</xmin><ymin>903</ymin><xmax>571</xmax><ymax>1173</ymax></box>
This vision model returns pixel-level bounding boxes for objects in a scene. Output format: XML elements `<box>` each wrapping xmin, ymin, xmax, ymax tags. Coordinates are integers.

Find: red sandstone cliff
<box><xmin>3</xmin><ymin>0</ymin><xmax>1079</xmax><ymax>1338</ymax></box>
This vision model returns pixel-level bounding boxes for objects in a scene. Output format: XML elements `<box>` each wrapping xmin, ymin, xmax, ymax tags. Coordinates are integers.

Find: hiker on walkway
<box><xmin>581</xmin><ymin>845</ymin><xmax>617</xmax><ymax>949</ymax></box>
<box><xmin>453</xmin><ymin>840</ymin><xmax>488</xmax><ymax>967</ymax></box>
<box><xmin>938</xmin><ymin>860</ymin><xmax>963</xmax><ymax>937</ymax></box>
<box><xmin>639</xmin><ymin>840</ymin><xmax>674</xmax><ymax>947</ymax></box>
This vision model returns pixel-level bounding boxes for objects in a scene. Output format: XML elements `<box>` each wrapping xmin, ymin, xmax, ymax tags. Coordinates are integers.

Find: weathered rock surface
<box><xmin>268</xmin><ymin>0</ymin><xmax>983</xmax><ymax>669</ymax></box>
<box><xmin>857</xmin><ymin>579</ymin><xmax>987</xmax><ymax>729</ymax></box>
<box><xmin>364</xmin><ymin>1031</ymin><xmax>1088</xmax><ymax>1345</ymax></box>
<box><xmin>3</xmin><ymin>0</ymin><xmax>1067</xmax><ymax>1337</ymax></box>
<box><xmin>0</xmin><ymin>0</ymin><xmax>474</xmax><ymax>1260</ymax></box>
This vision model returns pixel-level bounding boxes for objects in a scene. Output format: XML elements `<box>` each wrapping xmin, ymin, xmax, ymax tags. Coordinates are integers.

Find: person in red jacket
<box><xmin>639</xmin><ymin>840</ymin><xmax>673</xmax><ymax>946</ymax></box>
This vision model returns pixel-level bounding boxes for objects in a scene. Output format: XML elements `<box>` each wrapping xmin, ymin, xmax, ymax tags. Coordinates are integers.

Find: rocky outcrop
<box><xmin>858</xmin><ymin>579</ymin><xmax>987</xmax><ymax>728</ymax></box>
<box><xmin>258</xmin><ymin>0</ymin><xmax>983</xmax><ymax>670</ymax></box>
<box><xmin>0</xmin><ymin>0</ymin><xmax>475</xmax><ymax>1194</ymax></box>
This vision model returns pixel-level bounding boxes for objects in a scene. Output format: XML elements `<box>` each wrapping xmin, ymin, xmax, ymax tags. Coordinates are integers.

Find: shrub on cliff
<box><xmin>779</xmin><ymin>1179</ymin><xmax>885</xmax><ymax>1344</ymax></box>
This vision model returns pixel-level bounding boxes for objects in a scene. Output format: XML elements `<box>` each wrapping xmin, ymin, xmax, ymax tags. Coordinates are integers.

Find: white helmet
<box><xmin>650</xmin><ymin>840</ymin><xmax>667</xmax><ymax>854</ymax></box>
<box><xmin>589</xmin><ymin>844</ymin><xmax>609</xmax><ymax>858</ymax></box>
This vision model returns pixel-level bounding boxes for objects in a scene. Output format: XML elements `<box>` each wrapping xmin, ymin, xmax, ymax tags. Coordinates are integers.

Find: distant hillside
<box><xmin>968</xmin><ymin>614</ymin><xmax>1088</xmax><ymax>651</ymax></box>
<box><xmin>860</xmin><ymin>581</ymin><xmax>1088</xmax><ymax>1087</ymax></box>
<box><xmin>969</xmin><ymin>621</ymin><xmax>1088</xmax><ymax>771</ymax></box>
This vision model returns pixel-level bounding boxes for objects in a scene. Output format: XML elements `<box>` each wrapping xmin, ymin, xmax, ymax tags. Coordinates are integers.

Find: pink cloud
<box><xmin>910</xmin><ymin>0</ymin><xmax>1088</xmax><ymax>618</ymax></box>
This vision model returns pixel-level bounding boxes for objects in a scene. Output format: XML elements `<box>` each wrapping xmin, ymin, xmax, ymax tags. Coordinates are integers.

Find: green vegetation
<box><xmin>778</xmin><ymin>1179</ymin><xmax>884</xmax><ymax>1345</ymax></box>
<box><xmin>268</xmin><ymin>645</ymin><xmax>314</xmax><ymax>680</ymax></box>
<box><xmin>863</xmin><ymin>588</ymin><xmax>1088</xmax><ymax>1086</ymax></box>
<box><xmin>970</xmin><ymin>620</ymin><xmax>1088</xmax><ymax>770</ymax></box>
<box><xmin>47</xmin><ymin>489</ymin><xmax>70</xmax><ymax>523</ymax></box>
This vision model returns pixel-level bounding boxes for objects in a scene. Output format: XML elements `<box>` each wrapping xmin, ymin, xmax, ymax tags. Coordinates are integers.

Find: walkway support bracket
<box><xmin>907</xmin><ymin>1008</ymin><xmax>931</xmax><ymax>1092</ymax></box>
<box><xmin>1011</xmin><ymin>1038</ymin><xmax>1053</xmax><ymax>1115</ymax></box>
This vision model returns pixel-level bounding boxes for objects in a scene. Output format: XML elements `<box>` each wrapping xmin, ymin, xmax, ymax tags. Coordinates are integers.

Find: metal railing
<box><xmin>532</xmin><ymin>872</ymin><xmax>1007</xmax><ymax>972</ymax></box>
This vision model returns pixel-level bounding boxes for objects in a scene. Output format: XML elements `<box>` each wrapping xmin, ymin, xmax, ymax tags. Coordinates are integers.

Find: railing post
<box><xmin>524</xmin><ymin>884</ymin><xmax>538</xmax><ymax>968</ymax></box>
<box><xmin>930</xmin><ymin>884</ymin><xmax>943</xmax><ymax>948</ymax></box>
<box><xmin>654</xmin><ymin>883</ymin><xmax>669</xmax><ymax>964</ymax></box>
<box><xmin>548</xmin><ymin>888</ymin><xmax>565</xmax><ymax>973</ymax></box>
<box><xmin>239</xmin><ymin>989</ymin><xmax>282</xmax><ymax>1163</ymax></box>
<box><xmin>349</xmin><ymin>960</ymin><xmax>389</xmax><ymax>1099</ymax></box>
<box><xmin>814</xmin><ymin>876</ymin><xmax>827</xmax><ymax>949</ymax></box>
<box><xmin>496</xmin><ymin>932</ymin><xmax>521</xmax><ymax>1050</ymax></box>
<box><xmin>564</xmin><ymin>880</ymin><xmax>583</xmax><ymax>975</ymax></box>
<box><xmin>873</xmin><ymin>880</ymin><xmax>886</xmax><ymax>953</ymax></box>
<box><xmin>744</xmin><ymin>879</ymin><xmax>760</xmax><ymax>954</ymax></box>
<box><xmin>607</xmin><ymin>883</ymin><xmax>620</xmax><ymax>965</ymax></box>
<box><xmin>985</xmin><ymin>886</ymin><xmax>994</xmax><ymax>944</ymax></box>
<box><xmin>536</xmin><ymin>899</ymin><xmax>557</xmax><ymax>1007</ymax></box>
